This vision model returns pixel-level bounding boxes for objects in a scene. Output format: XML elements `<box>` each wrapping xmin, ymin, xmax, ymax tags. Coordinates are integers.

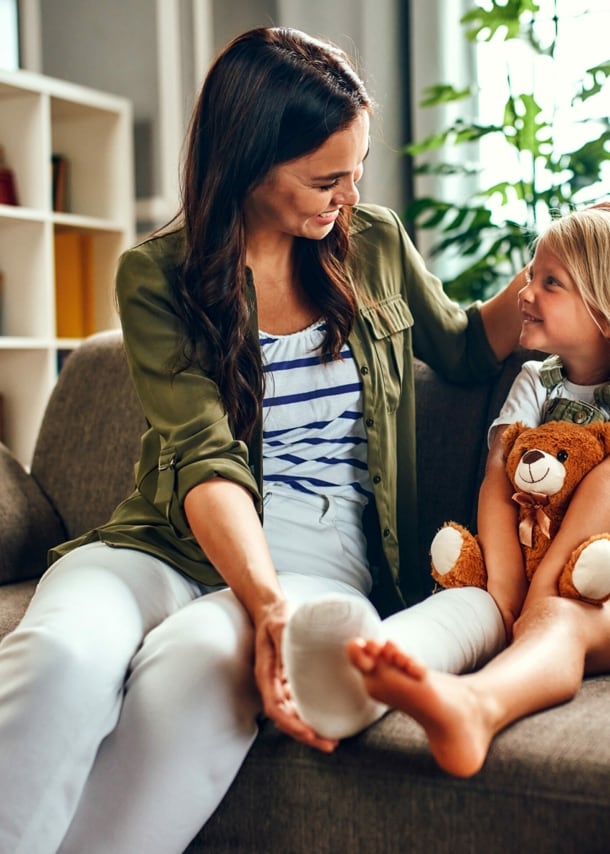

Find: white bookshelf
<box><xmin>0</xmin><ymin>69</ymin><xmax>134</xmax><ymax>466</ymax></box>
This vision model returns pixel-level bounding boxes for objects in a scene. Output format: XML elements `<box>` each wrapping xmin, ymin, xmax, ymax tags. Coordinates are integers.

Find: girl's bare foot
<box><xmin>347</xmin><ymin>639</ymin><xmax>494</xmax><ymax>777</ymax></box>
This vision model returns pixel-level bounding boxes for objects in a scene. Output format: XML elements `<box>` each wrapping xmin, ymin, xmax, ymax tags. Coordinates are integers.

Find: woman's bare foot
<box><xmin>347</xmin><ymin>639</ymin><xmax>494</xmax><ymax>777</ymax></box>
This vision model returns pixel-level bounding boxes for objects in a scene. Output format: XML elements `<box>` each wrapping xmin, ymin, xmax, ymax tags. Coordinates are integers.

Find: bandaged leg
<box><xmin>282</xmin><ymin>594</ymin><xmax>388</xmax><ymax>739</ymax></box>
<box><xmin>382</xmin><ymin>587</ymin><xmax>505</xmax><ymax>674</ymax></box>
<box><xmin>282</xmin><ymin>588</ymin><xmax>505</xmax><ymax>741</ymax></box>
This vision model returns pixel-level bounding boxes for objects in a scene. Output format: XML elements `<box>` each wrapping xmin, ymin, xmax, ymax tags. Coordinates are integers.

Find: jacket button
<box><xmin>366</xmin><ymin>418</ymin><xmax>374</xmax><ymax>427</ymax></box>
<box><xmin>373</xmin><ymin>474</ymin><xmax>381</xmax><ymax>484</ymax></box>
<box><xmin>360</xmin><ymin>366</ymin><xmax>369</xmax><ymax>375</ymax></box>
<box><xmin>383</xmin><ymin>528</ymin><xmax>391</xmax><ymax>538</ymax></box>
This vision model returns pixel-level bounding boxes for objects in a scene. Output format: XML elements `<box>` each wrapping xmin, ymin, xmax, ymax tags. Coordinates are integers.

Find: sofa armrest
<box><xmin>0</xmin><ymin>443</ymin><xmax>66</xmax><ymax>584</ymax></box>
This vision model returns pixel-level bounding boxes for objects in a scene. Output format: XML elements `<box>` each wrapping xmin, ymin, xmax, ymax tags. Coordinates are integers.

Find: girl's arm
<box><xmin>477</xmin><ymin>427</ymin><xmax>529</xmax><ymax>637</ymax></box>
<box><xmin>525</xmin><ymin>455</ymin><xmax>610</xmax><ymax>603</ymax></box>
<box><xmin>184</xmin><ymin>477</ymin><xmax>337</xmax><ymax>753</ymax></box>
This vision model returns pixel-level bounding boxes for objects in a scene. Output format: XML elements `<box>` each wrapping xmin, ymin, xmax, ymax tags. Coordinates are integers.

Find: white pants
<box><xmin>0</xmin><ymin>491</ymin><xmax>504</xmax><ymax>854</ymax></box>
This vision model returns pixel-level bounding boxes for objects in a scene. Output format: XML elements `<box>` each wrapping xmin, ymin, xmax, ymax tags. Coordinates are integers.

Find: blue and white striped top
<box><xmin>260</xmin><ymin>320</ymin><xmax>372</xmax><ymax>505</ymax></box>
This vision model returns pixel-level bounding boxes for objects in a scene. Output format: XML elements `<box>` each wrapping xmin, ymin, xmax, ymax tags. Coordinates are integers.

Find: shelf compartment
<box><xmin>51</xmin><ymin>97</ymin><xmax>131</xmax><ymax>223</ymax></box>
<box><xmin>53</xmin><ymin>226</ymin><xmax>123</xmax><ymax>336</ymax></box>
<box><xmin>0</xmin><ymin>81</ymin><xmax>50</xmax><ymax>211</ymax></box>
<box><xmin>0</xmin><ymin>218</ymin><xmax>54</xmax><ymax>338</ymax></box>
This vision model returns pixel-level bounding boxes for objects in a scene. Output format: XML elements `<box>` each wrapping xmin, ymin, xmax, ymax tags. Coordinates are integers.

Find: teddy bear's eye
<box><xmin>557</xmin><ymin>449</ymin><xmax>568</xmax><ymax>462</ymax></box>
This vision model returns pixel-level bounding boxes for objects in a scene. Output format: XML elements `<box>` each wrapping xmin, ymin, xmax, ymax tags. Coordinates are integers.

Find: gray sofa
<box><xmin>1</xmin><ymin>330</ymin><xmax>609</xmax><ymax>853</ymax></box>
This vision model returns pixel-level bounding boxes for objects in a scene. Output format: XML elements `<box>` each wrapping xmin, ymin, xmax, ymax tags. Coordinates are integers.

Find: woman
<box><xmin>0</xmin><ymin>27</ymin><xmax>522</xmax><ymax>853</ymax></box>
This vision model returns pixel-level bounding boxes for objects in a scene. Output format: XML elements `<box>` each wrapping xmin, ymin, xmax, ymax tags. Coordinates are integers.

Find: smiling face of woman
<box><xmin>244</xmin><ymin>110</ymin><xmax>370</xmax><ymax>243</ymax></box>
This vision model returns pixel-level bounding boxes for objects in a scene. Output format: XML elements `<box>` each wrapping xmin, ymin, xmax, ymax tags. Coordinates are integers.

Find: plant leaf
<box><xmin>412</xmin><ymin>161</ymin><xmax>481</xmax><ymax>177</ymax></box>
<box><xmin>573</xmin><ymin>61</ymin><xmax>610</xmax><ymax>104</ymax></box>
<box><xmin>419</xmin><ymin>83</ymin><xmax>473</xmax><ymax>107</ymax></box>
<box><xmin>460</xmin><ymin>0</ymin><xmax>540</xmax><ymax>43</ymax></box>
<box><xmin>406</xmin><ymin>120</ymin><xmax>502</xmax><ymax>156</ymax></box>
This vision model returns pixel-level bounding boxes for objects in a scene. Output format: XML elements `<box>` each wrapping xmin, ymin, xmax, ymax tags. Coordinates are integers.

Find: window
<box><xmin>0</xmin><ymin>0</ymin><xmax>19</xmax><ymax>70</ymax></box>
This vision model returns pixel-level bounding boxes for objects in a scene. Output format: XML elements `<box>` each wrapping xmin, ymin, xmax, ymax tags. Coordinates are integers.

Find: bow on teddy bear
<box><xmin>431</xmin><ymin>419</ymin><xmax>610</xmax><ymax>604</ymax></box>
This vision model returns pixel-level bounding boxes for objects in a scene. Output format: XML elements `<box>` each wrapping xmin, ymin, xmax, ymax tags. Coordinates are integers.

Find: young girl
<box><xmin>345</xmin><ymin>203</ymin><xmax>610</xmax><ymax>777</ymax></box>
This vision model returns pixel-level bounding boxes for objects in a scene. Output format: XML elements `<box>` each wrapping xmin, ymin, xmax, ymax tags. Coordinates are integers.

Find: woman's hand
<box><xmin>252</xmin><ymin>598</ymin><xmax>338</xmax><ymax>753</ymax></box>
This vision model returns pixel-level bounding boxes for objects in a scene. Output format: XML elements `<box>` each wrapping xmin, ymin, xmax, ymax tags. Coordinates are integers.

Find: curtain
<box><xmin>408</xmin><ymin>0</ymin><xmax>478</xmax><ymax>273</ymax></box>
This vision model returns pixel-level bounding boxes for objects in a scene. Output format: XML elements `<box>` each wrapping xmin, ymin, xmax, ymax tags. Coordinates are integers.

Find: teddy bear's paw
<box><xmin>431</xmin><ymin>525</ymin><xmax>466</xmax><ymax>577</ymax></box>
<box><xmin>560</xmin><ymin>535</ymin><xmax>610</xmax><ymax>603</ymax></box>
<box><xmin>430</xmin><ymin>523</ymin><xmax>487</xmax><ymax>589</ymax></box>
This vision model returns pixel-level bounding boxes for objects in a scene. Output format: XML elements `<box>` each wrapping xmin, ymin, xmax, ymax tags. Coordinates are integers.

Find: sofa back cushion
<box><xmin>413</xmin><ymin>350</ymin><xmax>537</xmax><ymax>587</ymax></box>
<box><xmin>413</xmin><ymin>359</ymin><xmax>495</xmax><ymax>585</ymax></box>
<box><xmin>30</xmin><ymin>330</ymin><xmax>146</xmax><ymax>541</ymax></box>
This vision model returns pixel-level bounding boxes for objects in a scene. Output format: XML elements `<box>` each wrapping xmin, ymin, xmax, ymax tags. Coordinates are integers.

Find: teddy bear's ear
<box><xmin>501</xmin><ymin>421</ymin><xmax>527</xmax><ymax>458</ymax></box>
<box><xmin>586</xmin><ymin>421</ymin><xmax>610</xmax><ymax>456</ymax></box>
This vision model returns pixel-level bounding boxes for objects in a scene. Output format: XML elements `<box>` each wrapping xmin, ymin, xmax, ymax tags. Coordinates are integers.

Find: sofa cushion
<box><xmin>193</xmin><ymin>675</ymin><xmax>610</xmax><ymax>853</ymax></box>
<box><xmin>0</xmin><ymin>579</ymin><xmax>36</xmax><ymax>636</ymax></box>
<box><xmin>0</xmin><ymin>445</ymin><xmax>65</xmax><ymax>584</ymax></box>
<box><xmin>414</xmin><ymin>359</ymin><xmax>494</xmax><ymax>582</ymax></box>
<box><xmin>30</xmin><ymin>331</ymin><xmax>147</xmax><ymax>542</ymax></box>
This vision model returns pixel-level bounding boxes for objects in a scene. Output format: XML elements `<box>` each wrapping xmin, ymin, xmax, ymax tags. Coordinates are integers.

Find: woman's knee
<box><xmin>129</xmin><ymin>592</ymin><xmax>259</xmax><ymax>715</ymax></box>
<box><xmin>2</xmin><ymin>623</ymin><xmax>129</xmax><ymax>713</ymax></box>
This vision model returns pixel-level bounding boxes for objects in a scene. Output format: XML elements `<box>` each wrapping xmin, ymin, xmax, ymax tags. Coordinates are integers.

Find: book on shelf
<box><xmin>0</xmin><ymin>146</ymin><xmax>18</xmax><ymax>206</ymax></box>
<box><xmin>52</xmin><ymin>154</ymin><xmax>69</xmax><ymax>213</ymax></box>
<box><xmin>54</xmin><ymin>232</ymin><xmax>95</xmax><ymax>338</ymax></box>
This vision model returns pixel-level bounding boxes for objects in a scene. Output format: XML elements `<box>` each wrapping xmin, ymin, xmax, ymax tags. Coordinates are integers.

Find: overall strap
<box><xmin>539</xmin><ymin>354</ymin><xmax>564</xmax><ymax>390</ymax></box>
<box><xmin>539</xmin><ymin>355</ymin><xmax>610</xmax><ymax>425</ymax></box>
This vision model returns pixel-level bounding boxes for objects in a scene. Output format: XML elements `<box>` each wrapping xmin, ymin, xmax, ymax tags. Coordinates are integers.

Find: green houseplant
<box><xmin>405</xmin><ymin>0</ymin><xmax>610</xmax><ymax>301</ymax></box>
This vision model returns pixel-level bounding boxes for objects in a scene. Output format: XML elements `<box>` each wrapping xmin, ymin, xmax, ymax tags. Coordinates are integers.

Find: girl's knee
<box><xmin>513</xmin><ymin>595</ymin><xmax>582</xmax><ymax>642</ymax></box>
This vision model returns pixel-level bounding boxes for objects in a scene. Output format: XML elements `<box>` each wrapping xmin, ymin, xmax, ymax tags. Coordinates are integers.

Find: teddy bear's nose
<box><xmin>522</xmin><ymin>449</ymin><xmax>544</xmax><ymax>464</ymax></box>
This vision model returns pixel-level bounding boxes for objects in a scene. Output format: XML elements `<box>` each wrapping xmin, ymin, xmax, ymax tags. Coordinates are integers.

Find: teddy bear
<box><xmin>430</xmin><ymin>419</ymin><xmax>610</xmax><ymax>604</ymax></box>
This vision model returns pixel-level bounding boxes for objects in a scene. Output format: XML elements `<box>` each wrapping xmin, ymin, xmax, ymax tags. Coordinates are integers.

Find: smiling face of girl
<box><xmin>243</xmin><ymin>110</ymin><xmax>370</xmax><ymax>244</ymax></box>
<box><xmin>519</xmin><ymin>242</ymin><xmax>610</xmax><ymax>384</ymax></box>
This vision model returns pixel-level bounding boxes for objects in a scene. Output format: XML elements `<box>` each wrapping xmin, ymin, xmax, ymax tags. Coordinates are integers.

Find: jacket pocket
<box><xmin>360</xmin><ymin>296</ymin><xmax>413</xmax><ymax>412</ymax></box>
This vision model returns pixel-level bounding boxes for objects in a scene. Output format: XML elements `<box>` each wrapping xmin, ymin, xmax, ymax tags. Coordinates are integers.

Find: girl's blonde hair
<box><xmin>535</xmin><ymin>202</ymin><xmax>610</xmax><ymax>324</ymax></box>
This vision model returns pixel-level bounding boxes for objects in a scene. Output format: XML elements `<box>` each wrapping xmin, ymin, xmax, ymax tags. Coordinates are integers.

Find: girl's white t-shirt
<box><xmin>488</xmin><ymin>359</ymin><xmax>607</xmax><ymax>445</ymax></box>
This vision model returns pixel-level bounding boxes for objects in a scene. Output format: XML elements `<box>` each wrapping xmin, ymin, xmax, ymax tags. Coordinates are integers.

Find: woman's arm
<box><xmin>479</xmin><ymin>268</ymin><xmax>526</xmax><ymax>362</ymax></box>
<box><xmin>477</xmin><ymin>428</ymin><xmax>528</xmax><ymax>637</ymax></box>
<box><xmin>184</xmin><ymin>478</ymin><xmax>337</xmax><ymax>753</ymax></box>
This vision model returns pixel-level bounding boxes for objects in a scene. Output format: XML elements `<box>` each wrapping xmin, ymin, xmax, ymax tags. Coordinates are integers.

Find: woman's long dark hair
<box><xmin>175</xmin><ymin>27</ymin><xmax>372</xmax><ymax>443</ymax></box>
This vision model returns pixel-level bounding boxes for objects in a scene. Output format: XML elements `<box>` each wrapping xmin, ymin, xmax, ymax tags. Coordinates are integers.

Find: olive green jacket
<box><xmin>51</xmin><ymin>204</ymin><xmax>500</xmax><ymax>614</ymax></box>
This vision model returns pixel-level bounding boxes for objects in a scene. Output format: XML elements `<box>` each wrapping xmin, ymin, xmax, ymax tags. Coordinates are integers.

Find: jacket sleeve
<box><xmin>115</xmin><ymin>240</ymin><xmax>260</xmax><ymax>515</ymax></box>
